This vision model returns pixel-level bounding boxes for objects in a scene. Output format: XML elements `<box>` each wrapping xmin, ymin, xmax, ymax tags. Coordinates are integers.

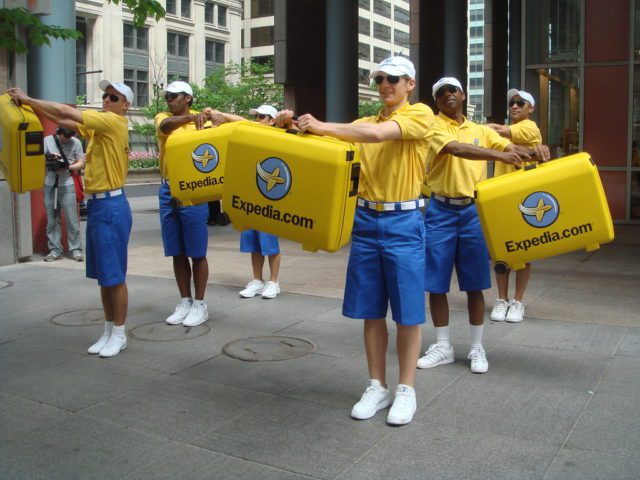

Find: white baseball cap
<box><xmin>162</xmin><ymin>80</ymin><xmax>193</xmax><ymax>97</ymax></box>
<box><xmin>507</xmin><ymin>88</ymin><xmax>535</xmax><ymax>107</ymax></box>
<box><xmin>369</xmin><ymin>56</ymin><xmax>416</xmax><ymax>80</ymax></box>
<box><xmin>432</xmin><ymin>77</ymin><xmax>464</xmax><ymax>99</ymax></box>
<box><xmin>249</xmin><ymin>105</ymin><xmax>278</xmax><ymax>118</ymax></box>
<box><xmin>99</xmin><ymin>80</ymin><xmax>134</xmax><ymax>103</ymax></box>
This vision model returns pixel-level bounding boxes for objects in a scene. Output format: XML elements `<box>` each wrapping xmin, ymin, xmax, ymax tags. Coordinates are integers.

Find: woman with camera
<box><xmin>43</xmin><ymin>126</ymin><xmax>85</xmax><ymax>262</ymax></box>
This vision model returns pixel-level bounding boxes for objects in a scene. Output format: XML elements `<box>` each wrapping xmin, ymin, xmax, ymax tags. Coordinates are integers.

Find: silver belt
<box><xmin>89</xmin><ymin>188</ymin><xmax>123</xmax><ymax>200</ymax></box>
<box><xmin>357</xmin><ymin>198</ymin><xmax>425</xmax><ymax>212</ymax></box>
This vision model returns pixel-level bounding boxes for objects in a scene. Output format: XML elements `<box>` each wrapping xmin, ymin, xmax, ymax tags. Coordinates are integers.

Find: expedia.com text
<box><xmin>505</xmin><ymin>223</ymin><xmax>593</xmax><ymax>252</ymax></box>
<box><xmin>179</xmin><ymin>176</ymin><xmax>223</xmax><ymax>191</ymax></box>
<box><xmin>232</xmin><ymin>195</ymin><xmax>314</xmax><ymax>230</ymax></box>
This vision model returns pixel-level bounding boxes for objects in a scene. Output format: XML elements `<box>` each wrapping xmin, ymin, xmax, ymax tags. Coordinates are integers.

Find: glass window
<box><xmin>166</xmin><ymin>0</ymin><xmax>176</xmax><ymax>15</ymax></box>
<box><xmin>168</xmin><ymin>32</ymin><xmax>189</xmax><ymax>58</ymax></box>
<box><xmin>124</xmin><ymin>67</ymin><xmax>149</xmax><ymax>107</ymax></box>
<box><xmin>123</xmin><ymin>24</ymin><xmax>134</xmax><ymax>49</ymax></box>
<box><xmin>358</xmin><ymin>68</ymin><xmax>370</xmax><ymax>85</ymax></box>
<box><xmin>469</xmin><ymin>77</ymin><xmax>483</xmax><ymax>89</ymax></box>
<box><xmin>252</xmin><ymin>55</ymin><xmax>275</xmax><ymax>72</ymax></box>
<box><xmin>181</xmin><ymin>0</ymin><xmax>191</xmax><ymax>18</ymax></box>
<box><xmin>373</xmin><ymin>0</ymin><xmax>391</xmax><ymax>18</ymax></box>
<box><xmin>373</xmin><ymin>46</ymin><xmax>390</xmax><ymax>63</ymax></box>
<box><xmin>526</xmin><ymin>0</ymin><xmax>581</xmax><ymax>64</ymax></box>
<box><xmin>470</xmin><ymin>60</ymin><xmax>483</xmax><ymax>73</ymax></box>
<box><xmin>218</xmin><ymin>5</ymin><xmax>227</xmax><ymax>27</ymax></box>
<box><xmin>394</xmin><ymin>6</ymin><xmax>410</xmax><ymax>26</ymax></box>
<box><xmin>470</xmin><ymin>43</ymin><xmax>483</xmax><ymax>55</ymax></box>
<box><xmin>373</xmin><ymin>22</ymin><xmax>391</xmax><ymax>42</ymax></box>
<box><xmin>124</xmin><ymin>24</ymin><xmax>147</xmax><ymax>52</ymax></box>
<box><xmin>358</xmin><ymin>42</ymin><xmax>370</xmax><ymax>60</ymax></box>
<box><xmin>251</xmin><ymin>26</ymin><xmax>274</xmax><ymax>47</ymax></box>
<box><xmin>359</xmin><ymin>0</ymin><xmax>370</xmax><ymax>10</ymax></box>
<box><xmin>206</xmin><ymin>40</ymin><xmax>225</xmax><ymax>75</ymax></box>
<box><xmin>359</xmin><ymin>17</ymin><xmax>370</xmax><ymax>36</ymax></box>
<box><xmin>394</xmin><ymin>29</ymin><xmax>409</xmax><ymax>48</ymax></box>
<box><xmin>470</xmin><ymin>9</ymin><xmax>484</xmax><ymax>22</ymax></box>
<box><xmin>470</xmin><ymin>26</ymin><xmax>483</xmax><ymax>38</ymax></box>
<box><xmin>205</xmin><ymin>2</ymin><xmax>214</xmax><ymax>23</ymax></box>
<box><xmin>168</xmin><ymin>72</ymin><xmax>189</xmax><ymax>82</ymax></box>
<box><xmin>525</xmin><ymin>67</ymin><xmax>580</xmax><ymax>157</ymax></box>
<box><xmin>251</xmin><ymin>0</ymin><xmax>274</xmax><ymax>18</ymax></box>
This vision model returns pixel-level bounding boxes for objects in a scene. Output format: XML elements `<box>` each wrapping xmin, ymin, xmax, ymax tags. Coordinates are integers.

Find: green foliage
<box><xmin>358</xmin><ymin>101</ymin><xmax>384</xmax><ymax>118</ymax></box>
<box><xmin>0</xmin><ymin>8</ymin><xmax>82</xmax><ymax>53</ymax></box>
<box><xmin>191</xmin><ymin>62</ymin><xmax>284</xmax><ymax>117</ymax></box>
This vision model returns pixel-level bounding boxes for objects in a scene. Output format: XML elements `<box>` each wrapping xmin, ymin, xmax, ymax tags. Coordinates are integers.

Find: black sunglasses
<box><xmin>62</xmin><ymin>132</ymin><xmax>75</xmax><ymax>139</ymax></box>
<box><xmin>255</xmin><ymin>114</ymin><xmax>269</xmax><ymax>120</ymax></box>
<box><xmin>164</xmin><ymin>92</ymin><xmax>182</xmax><ymax>100</ymax></box>
<box><xmin>101</xmin><ymin>93</ymin><xmax>121</xmax><ymax>103</ymax></box>
<box><xmin>435</xmin><ymin>85</ymin><xmax>460</xmax><ymax>98</ymax></box>
<box><xmin>374</xmin><ymin>75</ymin><xmax>402</xmax><ymax>85</ymax></box>
<box><xmin>509</xmin><ymin>99</ymin><xmax>528</xmax><ymax>108</ymax></box>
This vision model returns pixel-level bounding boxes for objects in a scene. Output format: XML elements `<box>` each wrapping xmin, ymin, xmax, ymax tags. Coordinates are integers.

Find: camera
<box><xmin>45</xmin><ymin>153</ymin><xmax>69</xmax><ymax>172</ymax></box>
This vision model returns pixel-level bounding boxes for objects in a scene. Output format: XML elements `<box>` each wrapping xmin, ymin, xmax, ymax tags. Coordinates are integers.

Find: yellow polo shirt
<box><xmin>494</xmin><ymin>119</ymin><xmax>541</xmax><ymax>177</ymax></box>
<box><xmin>426</xmin><ymin>113</ymin><xmax>511</xmax><ymax>198</ymax></box>
<box><xmin>155</xmin><ymin>110</ymin><xmax>209</xmax><ymax>180</ymax></box>
<box><xmin>355</xmin><ymin>102</ymin><xmax>434</xmax><ymax>202</ymax></box>
<box><xmin>77</xmin><ymin>110</ymin><xmax>129</xmax><ymax>194</ymax></box>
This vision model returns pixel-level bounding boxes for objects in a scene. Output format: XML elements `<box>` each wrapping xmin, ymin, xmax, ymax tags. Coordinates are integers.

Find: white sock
<box><xmin>103</xmin><ymin>321</ymin><xmax>114</xmax><ymax>337</ymax></box>
<box><xmin>181</xmin><ymin>297</ymin><xmax>192</xmax><ymax>304</ymax></box>
<box><xmin>111</xmin><ymin>324</ymin><xmax>126</xmax><ymax>339</ymax></box>
<box><xmin>435</xmin><ymin>326</ymin><xmax>451</xmax><ymax>347</ymax></box>
<box><xmin>193</xmin><ymin>299</ymin><xmax>205</xmax><ymax>307</ymax></box>
<box><xmin>470</xmin><ymin>324</ymin><xmax>484</xmax><ymax>347</ymax></box>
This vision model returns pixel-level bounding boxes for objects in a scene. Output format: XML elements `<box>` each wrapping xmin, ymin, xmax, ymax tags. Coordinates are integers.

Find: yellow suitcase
<box><xmin>0</xmin><ymin>93</ymin><xmax>45</xmax><ymax>193</ymax></box>
<box><xmin>475</xmin><ymin>152</ymin><xmax>614</xmax><ymax>272</ymax></box>
<box><xmin>164</xmin><ymin>121</ymin><xmax>242</xmax><ymax>206</ymax></box>
<box><xmin>222</xmin><ymin>122</ymin><xmax>360</xmax><ymax>253</ymax></box>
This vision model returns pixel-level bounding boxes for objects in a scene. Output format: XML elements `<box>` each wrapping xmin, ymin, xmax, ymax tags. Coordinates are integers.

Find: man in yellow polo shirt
<box><xmin>8</xmin><ymin>80</ymin><xmax>134</xmax><ymax>358</ymax></box>
<box><xmin>277</xmin><ymin>56</ymin><xmax>434</xmax><ymax>426</ymax></box>
<box><xmin>486</xmin><ymin>89</ymin><xmax>542</xmax><ymax>323</ymax></box>
<box><xmin>155</xmin><ymin>81</ymin><xmax>212</xmax><ymax>327</ymax></box>
<box><xmin>416</xmin><ymin>77</ymin><xmax>548</xmax><ymax>374</ymax></box>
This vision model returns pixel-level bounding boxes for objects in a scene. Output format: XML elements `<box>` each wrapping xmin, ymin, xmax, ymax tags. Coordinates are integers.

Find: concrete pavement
<box><xmin>1</xmin><ymin>187</ymin><xmax>639</xmax><ymax>479</ymax></box>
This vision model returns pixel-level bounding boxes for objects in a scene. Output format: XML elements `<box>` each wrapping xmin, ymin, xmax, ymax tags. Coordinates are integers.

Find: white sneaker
<box><xmin>72</xmin><ymin>250</ymin><xmax>84</xmax><ymax>262</ymax></box>
<box><xmin>351</xmin><ymin>379</ymin><xmax>391</xmax><ymax>420</ymax></box>
<box><xmin>505</xmin><ymin>300</ymin><xmax>524</xmax><ymax>323</ymax></box>
<box><xmin>239</xmin><ymin>279</ymin><xmax>265</xmax><ymax>298</ymax></box>
<box><xmin>417</xmin><ymin>343</ymin><xmax>455</xmax><ymax>369</ymax></box>
<box><xmin>387</xmin><ymin>384</ymin><xmax>417</xmax><ymax>426</ymax></box>
<box><xmin>183</xmin><ymin>302</ymin><xmax>209</xmax><ymax>327</ymax></box>
<box><xmin>490</xmin><ymin>298</ymin><xmax>509</xmax><ymax>321</ymax></box>
<box><xmin>468</xmin><ymin>344</ymin><xmax>488</xmax><ymax>373</ymax></box>
<box><xmin>99</xmin><ymin>333</ymin><xmax>127</xmax><ymax>358</ymax></box>
<box><xmin>261</xmin><ymin>281</ymin><xmax>280</xmax><ymax>299</ymax></box>
<box><xmin>88</xmin><ymin>332</ymin><xmax>111</xmax><ymax>354</ymax></box>
<box><xmin>166</xmin><ymin>300</ymin><xmax>192</xmax><ymax>325</ymax></box>
<box><xmin>44</xmin><ymin>252</ymin><xmax>61</xmax><ymax>262</ymax></box>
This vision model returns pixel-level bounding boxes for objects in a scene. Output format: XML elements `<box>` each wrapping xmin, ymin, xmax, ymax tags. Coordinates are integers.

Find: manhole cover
<box><xmin>223</xmin><ymin>336</ymin><xmax>316</xmax><ymax>362</ymax></box>
<box><xmin>0</xmin><ymin>280</ymin><xmax>13</xmax><ymax>289</ymax></box>
<box><xmin>50</xmin><ymin>309</ymin><xmax>104</xmax><ymax>327</ymax></box>
<box><xmin>128</xmin><ymin>322</ymin><xmax>211</xmax><ymax>342</ymax></box>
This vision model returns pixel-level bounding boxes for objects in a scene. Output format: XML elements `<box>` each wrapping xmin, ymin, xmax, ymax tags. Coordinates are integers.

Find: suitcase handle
<box><xmin>349</xmin><ymin>163</ymin><xmax>361</xmax><ymax>197</ymax></box>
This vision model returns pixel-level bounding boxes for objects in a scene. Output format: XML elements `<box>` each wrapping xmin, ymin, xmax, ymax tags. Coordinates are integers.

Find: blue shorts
<box><xmin>343</xmin><ymin>207</ymin><xmax>426</xmax><ymax>326</ymax></box>
<box><xmin>86</xmin><ymin>192</ymin><xmax>132</xmax><ymax>287</ymax></box>
<box><xmin>159</xmin><ymin>183</ymin><xmax>209</xmax><ymax>258</ymax></box>
<box><xmin>424</xmin><ymin>198</ymin><xmax>491</xmax><ymax>293</ymax></box>
<box><xmin>240</xmin><ymin>230</ymin><xmax>280</xmax><ymax>256</ymax></box>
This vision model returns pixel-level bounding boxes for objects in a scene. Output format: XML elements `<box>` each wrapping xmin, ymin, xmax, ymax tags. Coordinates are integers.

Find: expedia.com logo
<box><xmin>256</xmin><ymin>157</ymin><xmax>291</xmax><ymax>201</ymax></box>
<box><xmin>192</xmin><ymin>143</ymin><xmax>219</xmax><ymax>174</ymax></box>
<box><xmin>519</xmin><ymin>191</ymin><xmax>559</xmax><ymax>228</ymax></box>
